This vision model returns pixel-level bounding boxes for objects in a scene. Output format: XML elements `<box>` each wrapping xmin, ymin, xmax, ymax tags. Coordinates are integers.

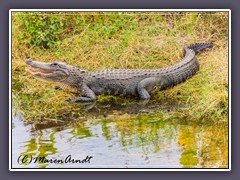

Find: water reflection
<box><xmin>12</xmin><ymin>110</ymin><xmax>228</xmax><ymax>168</ymax></box>
<box><xmin>178</xmin><ymin>127</ymin><xmax>199</xmax><ymax>168</ymax></box>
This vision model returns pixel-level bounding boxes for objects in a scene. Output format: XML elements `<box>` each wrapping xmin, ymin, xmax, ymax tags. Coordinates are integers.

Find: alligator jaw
<box><xmin>25</xmin><ymin>58</ymin><xmax>69</xmax><ymax>82</ymax></box>
<box><xmin>26</xmin><ymin>67</ymin><xmax>55</xmax><ymax>76</ymax></box>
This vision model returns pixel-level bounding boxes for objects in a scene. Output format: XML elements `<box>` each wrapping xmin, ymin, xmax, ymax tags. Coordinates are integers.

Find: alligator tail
<box><xmin>188</xmin><ymin>43</ymin><xmax>214</xmax><ymax>53</ymax></box>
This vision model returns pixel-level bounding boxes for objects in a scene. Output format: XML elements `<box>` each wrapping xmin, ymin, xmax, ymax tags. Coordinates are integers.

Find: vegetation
<box><xmin>12</xmin><ymin>12</ymin><xmax>229</xmax><ymax>124</ymax></box>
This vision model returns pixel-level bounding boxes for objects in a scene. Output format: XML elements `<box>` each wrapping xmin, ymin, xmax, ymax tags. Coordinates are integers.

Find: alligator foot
<box><xmin>66</xmin><ymin>97</ymin><xmax>96</xmax><ymax>103</ymax></box>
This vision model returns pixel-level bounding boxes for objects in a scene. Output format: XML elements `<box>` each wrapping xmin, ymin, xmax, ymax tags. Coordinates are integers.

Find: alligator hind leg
<box><xmin>137</xmin><ymin>77</ymin><xmax>162</xmax><ymax>100</ymax></box>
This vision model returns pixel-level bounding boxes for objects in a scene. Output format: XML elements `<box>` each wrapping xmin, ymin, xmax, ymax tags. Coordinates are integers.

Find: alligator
<box><xmin>25</xmin><ymin>43</ymin><xmax>213</xmax><ymax>102</ymax></box>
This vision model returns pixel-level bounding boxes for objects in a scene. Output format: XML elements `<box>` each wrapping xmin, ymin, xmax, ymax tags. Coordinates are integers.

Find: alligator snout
<box><xmin>25</xmin><ymin>58</ymin><xmax>33</xmax><ymax>65</ymax></box>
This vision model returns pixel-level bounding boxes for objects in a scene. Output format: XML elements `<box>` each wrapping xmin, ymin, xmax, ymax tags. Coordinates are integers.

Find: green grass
<box><xmin>12</xmin><ymin>12</ymin><xmax>229</xmax><ymax>124</ymax></box>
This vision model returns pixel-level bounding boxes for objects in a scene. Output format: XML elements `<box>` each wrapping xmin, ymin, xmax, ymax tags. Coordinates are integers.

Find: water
<box><xmin>11</xmin><ymin>102</ymin><xmax>228</xmax><ymax>169</ymax></box>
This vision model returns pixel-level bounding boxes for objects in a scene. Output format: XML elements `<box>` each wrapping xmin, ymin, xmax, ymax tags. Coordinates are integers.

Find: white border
<box><xmin>9</xmin><ymin>9</ymin><xmax>231</xmax><ymax>171</ymax></box>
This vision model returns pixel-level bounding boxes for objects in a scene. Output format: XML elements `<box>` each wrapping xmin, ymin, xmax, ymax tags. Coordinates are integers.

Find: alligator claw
<box><xmin>55</xmin><ymin>86</ymin><xmax>61</xmax><ymax>90</ymax></box>
<box><xmin>66</xmin><ymin>98</ymin><xmax>74</xmax><ymax>103</ymax></box>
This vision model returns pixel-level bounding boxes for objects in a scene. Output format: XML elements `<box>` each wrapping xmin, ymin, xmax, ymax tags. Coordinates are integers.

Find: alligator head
<box><xmin>25</xmin><ymin>59</ymin><xmax>87</xmax><ymax>92</ymax></box>
<box><xmin>25</xmin><ymin>59</ymin><xmax>71</xmax><ymax>82</ymax></box>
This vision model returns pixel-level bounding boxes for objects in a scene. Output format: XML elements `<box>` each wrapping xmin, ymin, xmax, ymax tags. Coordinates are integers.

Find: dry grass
<box><xmin>12</xmin><ymin>12</ymin><xmax>229</xmax><ymax>124</ymax></box>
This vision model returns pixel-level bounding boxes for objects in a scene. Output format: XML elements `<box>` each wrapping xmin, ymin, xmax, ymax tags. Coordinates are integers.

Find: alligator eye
<box><xmin>52</xmin><ymin>62</ymin><xmax>58</xmax><ymax>66</ymax></box>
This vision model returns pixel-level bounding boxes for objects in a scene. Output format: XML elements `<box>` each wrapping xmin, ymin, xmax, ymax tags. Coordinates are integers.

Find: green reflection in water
<box><xmin>20</xmin><ymin>131</ymin><xmax>57</xmax><ymax>168</ymax></box>
<box><xmin>16</xmin><ymin>113</ymin><xmax>228</xmax><ymax>168</ymax></box>
<box><xmin>98</xmin><ymin>114</ymin><xmax>177</xmax><ymax>154</ymax></box>
<box><xmin>178</xmin><ymin>127</ymin><xmax>199</xmax><ymax>168</ymax></box>
<box><xmin>68</xmin><ymin>123</ymin><xmax>92</xmax><ymax>140</ymax></box>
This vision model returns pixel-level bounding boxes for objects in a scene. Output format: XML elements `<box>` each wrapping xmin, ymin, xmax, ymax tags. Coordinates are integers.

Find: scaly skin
<box><xmin>25</xmin><ymin>43</ymin><xmax>213</xmax><ymax>102</ymax></box>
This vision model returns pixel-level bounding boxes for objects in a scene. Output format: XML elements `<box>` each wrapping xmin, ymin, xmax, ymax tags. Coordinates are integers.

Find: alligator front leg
<box><xmin>67</xmin><ymin>84</ymin><xmax>96</xmax><ymax>103</ymax></box>
<box><xmin>137</xmin><ymin>77</ymin><xmax>162</xmax><ymax>100</ymax></box>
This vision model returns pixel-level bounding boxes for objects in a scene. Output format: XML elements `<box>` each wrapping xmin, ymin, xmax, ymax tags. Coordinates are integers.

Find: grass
<box><xmin>12</xmin><ymin>11</ymin><xmax>229</xmax><ymax>124</ymax></box>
